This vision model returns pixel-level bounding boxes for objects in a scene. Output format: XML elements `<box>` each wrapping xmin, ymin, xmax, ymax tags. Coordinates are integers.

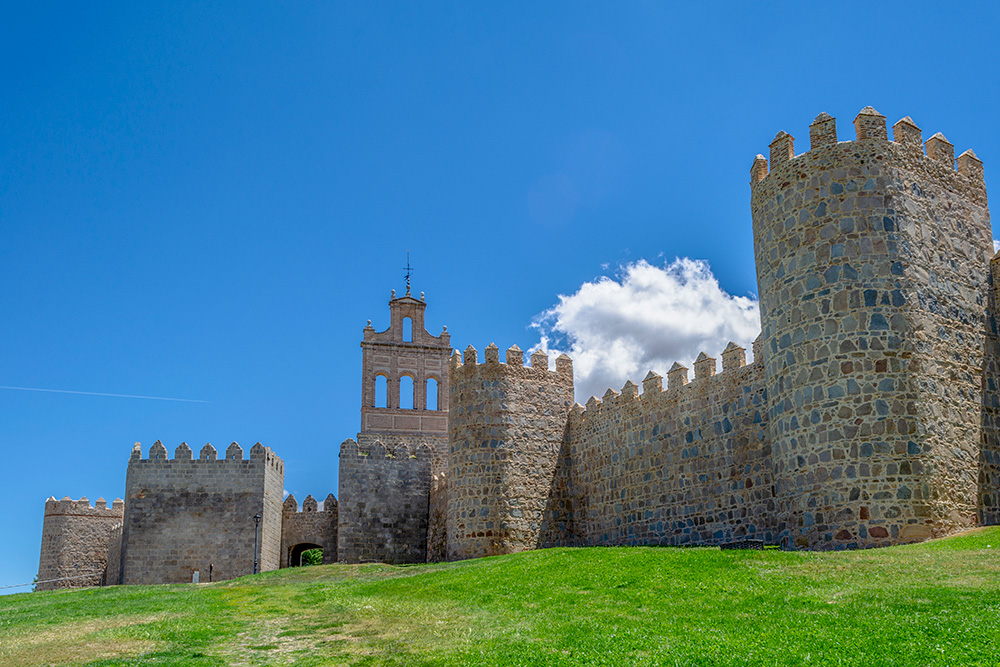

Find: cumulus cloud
<box><xmin>531</xmin><ymin>258</ymin><xmax>761</xmax><ymax>402</ymax></box>
<box><xmin>993</xmin><ymin>239</ymin><xmax>999</xmax><ymax>253</ymax></box>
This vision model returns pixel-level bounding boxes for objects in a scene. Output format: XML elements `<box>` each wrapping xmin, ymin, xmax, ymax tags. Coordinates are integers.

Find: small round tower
<box><xmin>751</xmin><ymin>107</ymin><xmax>992</xmax><ymax>549</ymax></box>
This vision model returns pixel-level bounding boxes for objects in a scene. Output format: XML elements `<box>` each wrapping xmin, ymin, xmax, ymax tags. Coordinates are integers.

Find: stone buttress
<box><xmin>751</xmin><ymin>108</ymin><xmax>993</xmax><ymax>549</ymax></box>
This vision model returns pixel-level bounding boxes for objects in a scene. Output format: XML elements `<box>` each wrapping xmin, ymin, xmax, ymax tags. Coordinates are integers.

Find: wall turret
<box><xmin>37</xmin><ymin>496</ymin><xmax>124</xmax><ymax>591</ymax></box>
<box><xmin>751</xmin><ymin>107</ymin><xmax>993</xmax><ymax>549</ymax></box>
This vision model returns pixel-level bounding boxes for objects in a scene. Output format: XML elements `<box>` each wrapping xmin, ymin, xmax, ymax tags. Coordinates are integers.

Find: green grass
<box><xmin>3</xmin><ymin>528</ymin><xmax>999</xmax><ymax>666</ymax></box>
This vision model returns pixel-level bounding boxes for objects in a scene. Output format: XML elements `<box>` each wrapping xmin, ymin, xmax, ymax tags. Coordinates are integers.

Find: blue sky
<box><xmin>2</xmin><ymin>2</ymin><xmax>999</xmax><ymax>589</ymax></box>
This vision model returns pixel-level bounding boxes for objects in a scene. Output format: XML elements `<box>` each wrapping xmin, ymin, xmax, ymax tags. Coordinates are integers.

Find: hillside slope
<box><xmin>3</xmin><ymin>528</ymin><xmax>1000</xmax><ymax>666</ymax></box>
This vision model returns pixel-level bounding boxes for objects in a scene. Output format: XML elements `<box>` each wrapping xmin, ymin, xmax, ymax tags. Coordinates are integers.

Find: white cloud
<box><xmin>531</xmin><ymin>258</ymin><xmax>761</xmax><ymax>402</ymax></box>
<box><xmin>993</xmin><ymin>239</ymin><xmax>999</xmax><ymax>254</ymax></box>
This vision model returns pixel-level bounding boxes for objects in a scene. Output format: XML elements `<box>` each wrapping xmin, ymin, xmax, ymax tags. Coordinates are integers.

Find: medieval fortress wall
<box><xmin>337</xmin><ymin>439</ymin><xmax>431</xmax><ymax>563</ymax></box>
<box><xmin>281</xmin><ymin>493</ymin><xmax>338</xmax><ymax>566</ymax></box>
<box><xmin>752</xmin><ymin>108</ymin><xmax>992</xmax><ymax>548</ymax></box>
<box><xmin>565</xmin><ymin>342</ymin><xmax>776</xmax><ymax>548</ymax></box>
<box><xmin>446</xmin><ymin>345</ymin><xmax>575</xmax><ymax>560</ymax></box>
<box><xmin>37</xmin><ymin>496</ymin><xmax>124</xmax><ymax>591</ymax></box>
<box><xmin>119</xmin><ymin>440</ymin><xmax>285</xmax><ymax>585</ymax></box>
<box><xmin>37</xmin><ymin>106</ymin><xmax>1000</xmax><ymax>589</ymax></box>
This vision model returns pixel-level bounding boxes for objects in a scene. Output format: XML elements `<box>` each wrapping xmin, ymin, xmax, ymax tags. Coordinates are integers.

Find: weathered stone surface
<box><xmin>447</xmin><ymin>348</ymin><xmax>575</xmax><ymax>560</ymax></box>
<box><xmin>751</xmin><ymin>108</ymin><xmax>992</xmax><ymax>549</ymax></box>
<box><xmin>36</xmin><ymin>497</ymin><xmax>123</xmax><ymax>591</ymax></box>
<box><xmin>281</xmin><ymin>494</ymin><xmax>338</xmax><ymax>566</ymax></box>
<box><xmin>357</xmin><ymin>288</ymin><xmax>450</xmax><ymax>562</ymax></box>
<box><xmin>337</xmin><ymin>439</ymin><xmax>430</xmax><ymax>564</ymax></box>
<box><xmin>119</xmin><ymin>442</ymin><xmax>284</xmax><ymax>585</ymax></box>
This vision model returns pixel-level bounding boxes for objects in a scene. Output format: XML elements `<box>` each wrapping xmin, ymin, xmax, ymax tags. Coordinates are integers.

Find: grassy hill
<box><xmin>3</xmin><ymin>528</ymin><xmax>1000</xmax><ymax>666</ymax></box>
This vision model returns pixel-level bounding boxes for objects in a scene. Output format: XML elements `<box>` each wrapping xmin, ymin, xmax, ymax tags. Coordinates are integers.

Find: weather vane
<box><xmin>403</xmin><ymin>251</ymin><xmax>413</xmax><ymax>296</ymax></box>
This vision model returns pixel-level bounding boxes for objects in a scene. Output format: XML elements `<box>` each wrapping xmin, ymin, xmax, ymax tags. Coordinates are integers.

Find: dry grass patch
<box><xmin>0</xmin><ymin>614</ymin><xmax>164</xmax><ymax>667</ymax></box>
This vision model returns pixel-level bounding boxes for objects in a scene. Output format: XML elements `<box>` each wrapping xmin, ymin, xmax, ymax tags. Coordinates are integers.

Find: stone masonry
<box><xmin>281</xmin><ymin>494</ymin><xmax>338</xmax><ymax>567</ymax></box>
<box><xmin>37</xmin><ymin>107</ymin><xmax>1000</xmax><ymax>591</ymax></box>
<box><xmin>337</xmin><ymin>439</ymin><xmax>431</xmax><ymax>563</ymax></box>
<box><xmin>752</xmin><ymin>108</ymin><xmax>992</xmax><ymax>549</ymax></box>
<box><xmin>118</xmin><ymin>441</ymin><xmax>284</xmax><ymax>585</ymax></box>
<box><xmin>37</xmin><ymin>496</ymin><xmax>123</xmax><ymax>591</ymax></box>
<box><xmin>447</xmin><ymin>345</ymin><xmax>574</xmax><ymax>560</ymax></box>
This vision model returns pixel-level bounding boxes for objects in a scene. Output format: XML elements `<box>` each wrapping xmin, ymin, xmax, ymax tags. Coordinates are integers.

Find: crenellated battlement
<box><xmin>573</xmin><ymin>341</ymin><xmax>759</xmax><ymax>425</ymax></box>
<box><xmin>450</xmin><ymin>343</ymin><xmax>573</xmax><ymax>382</ymax></box>
<box><xmin>127</xmin><ymin>440</ymin><xmax>284</xmax><ymax>473</ymax></box>
<box><xmin>338</xmin><ymin>437</ymin><xmax>433</xmax><ymax>462</ymax></box>
<box><xmin>282</xmin><ymin>493</ymin><xmax>338</xmax><ymax>514</ymax></box>
<box><xmin>751</xmin><ymin>106</ymin><xmax>994</xmax><ymax>550</ymax></box>
<box><xmin>750</xmin><ymin>106</ymin><xmax>986</xmax><ymax>187</ymax></box>
<box><xmin>44</xmin><ymin>495</ymin><xmax>124</xmax><ymax>516</ymax></box>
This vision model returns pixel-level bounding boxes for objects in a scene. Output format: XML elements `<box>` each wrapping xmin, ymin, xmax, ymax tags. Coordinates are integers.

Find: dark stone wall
<box><xmin>337</xmin><ymin>439</ymin><xmax>431</xmax><ymax>564</ymax></box>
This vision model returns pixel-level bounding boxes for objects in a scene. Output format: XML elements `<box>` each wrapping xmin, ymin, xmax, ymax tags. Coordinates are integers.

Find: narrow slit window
<box><xmin>374</xmin><ymin>375</ymin><xmax>387</xmax><ymax>408</ymax></box>
<box><xmin>402</xmin><ymin>317</ymin><xmax>412</xmax><ymax>342</ymax></box>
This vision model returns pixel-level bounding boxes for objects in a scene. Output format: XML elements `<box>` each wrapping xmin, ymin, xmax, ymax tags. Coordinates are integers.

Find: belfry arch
<box><xmin>359</xmin><ymin>287</ymin><xmax>451</xmax><ymax>440</ymax></box>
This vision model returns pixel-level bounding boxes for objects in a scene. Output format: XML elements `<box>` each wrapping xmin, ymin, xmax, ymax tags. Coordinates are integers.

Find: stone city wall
<box><xmin>352</xmin><ymin>433</ymin><xmax>448</xmax><ymax>562</ymax></box>
<box><xmin>120</xmin><ymin>441</ymin><xmax>284</xmax><ymax>585</ymax></box>
<box><xmin>447</xmin><ymin>344</ymin><xmax>574</xmax><ymax>560</ymax></box>
<box><xmin>565</xmin><ymin>341</ymin><xmax>776</xmax><ymax>547</ymax></box>
<box><xmin>337</xmin><ymin>439</ymin><xmax>431</xmax><ymax>564</ymax></box>
<box><xmin>281</xmin><ymin>493</ymin><xmax>338</xmax><ymax>566</ymax></box>
<box><xmin>37</xmin><ymin>496</ymin><xmax>123</xmax><ymax>591</ymax></box>
<box><xmin>751</xmin><ymin>108</ymin><xmax>993</xmax><ymax>549</ymax></box>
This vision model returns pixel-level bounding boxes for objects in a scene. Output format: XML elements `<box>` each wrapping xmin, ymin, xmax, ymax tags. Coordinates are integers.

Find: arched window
<box><xmin>374</xmin><ymin>375</ymin><xmax>387</xmax><ymax>408</ymax></box>
<box><xmin>399</xmin><ymin>375</ymin><xmax>414</xmax><ymax>409</ymax></box>
<box><xmin>402</xmin><ymin>317</ymin><xmax>412</xmax><ymax>342</ymax></box>
<box><xmin>426</xmin><ymin>378</ymin><xmax>438</xmax><ymax>410</ymax></box>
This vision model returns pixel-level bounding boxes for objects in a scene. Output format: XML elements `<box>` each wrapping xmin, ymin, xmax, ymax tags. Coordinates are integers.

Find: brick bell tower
<box><xmin>358</xmin><ymin>272</ymin><xmax>451</xmax><ymax>467</ymax></box>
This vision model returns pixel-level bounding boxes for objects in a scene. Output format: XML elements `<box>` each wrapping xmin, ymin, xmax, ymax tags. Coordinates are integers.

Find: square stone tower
<box><xmin>118</xmin><ymin>440</ymin><xmax>284</xmax><ymax>584</ymax></box>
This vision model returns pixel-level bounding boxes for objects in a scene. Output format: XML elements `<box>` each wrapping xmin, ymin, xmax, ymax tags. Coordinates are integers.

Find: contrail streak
<box><xmin>0</xmin><ymin>385</ymin><xmax>209</xmax><ymax>403</ymax></box>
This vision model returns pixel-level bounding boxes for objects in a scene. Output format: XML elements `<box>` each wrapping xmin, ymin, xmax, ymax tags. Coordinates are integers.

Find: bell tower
<box><xmin>359</xmin><ymin>284</ymin><xmax>451</xmax><ymax>461</ymax></box>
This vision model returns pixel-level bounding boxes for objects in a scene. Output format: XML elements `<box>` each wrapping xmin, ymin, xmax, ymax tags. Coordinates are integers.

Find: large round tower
<box><xmin>751</xmin><ymin>107</ymin><xmax>992</xmax><ymax>549</ymax></box>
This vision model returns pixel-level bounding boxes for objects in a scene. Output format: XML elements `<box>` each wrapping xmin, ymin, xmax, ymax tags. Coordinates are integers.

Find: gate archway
<box><xmin>288</xmin><ymin>542</ymin><xmax>323</xmax><ymax>567</ymax></box>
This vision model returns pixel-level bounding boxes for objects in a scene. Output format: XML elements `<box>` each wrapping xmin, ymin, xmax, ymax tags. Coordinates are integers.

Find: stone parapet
<box><xmin>566</xmin><ymin>343</ymin><xmax>773</xmax><ymax>548</ymax></box>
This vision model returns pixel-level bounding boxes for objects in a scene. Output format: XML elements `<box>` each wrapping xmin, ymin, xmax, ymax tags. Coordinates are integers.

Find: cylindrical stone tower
<box><xmin>446</xmin><ymin>344</ymin><xmax>574</xmax><ymax>560</ymax></box>
<box><xmin>751</xmin><ymin>107</ymin><xmax>993</xmax><ymax>549</ymax></box>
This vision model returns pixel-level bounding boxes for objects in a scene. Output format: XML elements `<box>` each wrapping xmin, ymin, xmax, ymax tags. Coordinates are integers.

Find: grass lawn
<box><xmin>2</xmin><ymin>527</ymin><xmax>999</xmax><ymax>666</ymax></box>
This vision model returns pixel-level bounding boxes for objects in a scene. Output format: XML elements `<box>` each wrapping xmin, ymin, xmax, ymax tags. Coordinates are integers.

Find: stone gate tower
<box><xmin>338</xmin><ymin>284</ymin><xmax>452</xmax><ymax>562</ymax></box>
<box><xmin>751</xmin><ymin>107</ymin><xmax>992</xmax><ymax>549</ymax></box>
